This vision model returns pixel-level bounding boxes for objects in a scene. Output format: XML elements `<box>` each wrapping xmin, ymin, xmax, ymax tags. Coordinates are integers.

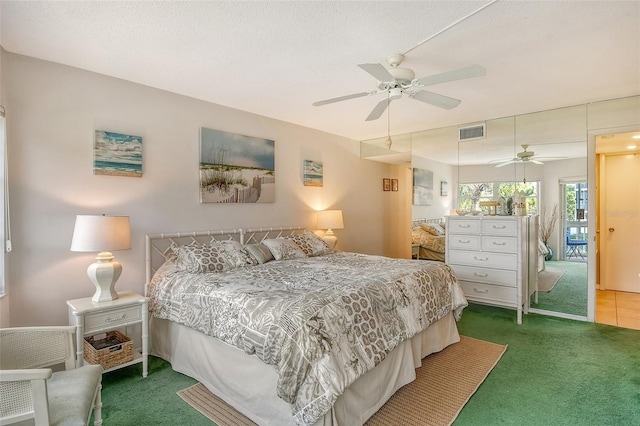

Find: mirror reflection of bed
<box><xmin>410</xmin><ymin>217</ymin><xmax>446</xmax><ymax>262</ymax></box>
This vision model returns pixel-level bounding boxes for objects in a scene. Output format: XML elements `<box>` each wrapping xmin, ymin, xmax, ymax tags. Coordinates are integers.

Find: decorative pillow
<box><xmin>172</xmin><ymin>243</ymin><xmax>237</xmax><ymax>273</ymax></box>
<box><xmin>420</xmin><ymin>222</ymin><xmax>445</xmax><ymax>236</ymax></box>
<box><xmin>243</xmin><ymin>243</ymin><xmax>275</xmax><ymax>264</ymax></box>
<box><xmin>218</xmin><ymin>240</ymin><xmax>256</xmax><ymax>267</ymax></box>
<box><xmin>262</xmin><ymin>238</ymin><xmax>307</xmax><ymax>261</ymax></box>
<box><xmin>285</xmin><ymin>230</ymin><xmax>333</xmax><ymax>257</ymax></box>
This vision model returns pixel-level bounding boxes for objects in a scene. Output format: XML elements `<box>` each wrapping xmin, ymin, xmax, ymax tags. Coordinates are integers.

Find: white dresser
<box><xmin>446</xmin><ymin>215</ymin><xmax>537</xmax><ymax>324</ymax></box>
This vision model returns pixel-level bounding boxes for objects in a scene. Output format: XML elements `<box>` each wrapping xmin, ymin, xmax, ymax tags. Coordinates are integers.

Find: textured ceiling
<box><xmin>1</xmin><ymin>1</ymin><xmax>639</xmax><ymax>146</ymax></box>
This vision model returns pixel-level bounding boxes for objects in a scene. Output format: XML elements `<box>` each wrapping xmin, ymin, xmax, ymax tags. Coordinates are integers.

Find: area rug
<box><xmin>538</xmin><ymin>268</ymin><xmax>566</xmax><ymax>292</ymax></box>
<box><xmin>177</xmin><ymin>335</ymin><xmax>507</xmax><ymax>426</ymax></box>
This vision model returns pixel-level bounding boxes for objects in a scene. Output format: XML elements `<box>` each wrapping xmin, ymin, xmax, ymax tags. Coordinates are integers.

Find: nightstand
<box><xmin>67</xmin><ymin>291</ymin><xmax>148</xmax><ymax>377</ymax></box>
<box><xmin>412</xmin><ymin>243</ymin><xmax>420</xmax><ymax>260</ymax></box>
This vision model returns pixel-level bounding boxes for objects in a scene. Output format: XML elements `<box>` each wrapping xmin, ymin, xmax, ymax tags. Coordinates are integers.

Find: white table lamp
<box><xmin>71</xmin><ymin>215</ymin><xmax>131</xmax><ymax>303</ymax></box>
<box><xmin>317</xmin><ymin>209</ymin><xmax>344</xmax><ymax>249</ymax></box>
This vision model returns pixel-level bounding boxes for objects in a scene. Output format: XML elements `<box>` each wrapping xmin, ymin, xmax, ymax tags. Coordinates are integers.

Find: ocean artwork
<box><xmin>303</xmin><ymin>160</ymin><xmax>323</xmax><ymax>187</ymax></box>
<box><xmin>200</xmin><ymin>127</ymin><xmax>275</xmax><ymax>203</ymax></box>
<box><xmin>94</xmin><ymin>130</ymin><xmax>143</xmax><ymax>177</ymax></box>
<box><xmin>412</xmin><ymin>167</ymin><xmax>434</xmax><ymax>206</ymax></box>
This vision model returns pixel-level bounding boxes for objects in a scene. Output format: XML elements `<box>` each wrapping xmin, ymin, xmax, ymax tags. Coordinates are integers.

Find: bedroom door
<box><xmin>601</xmin><ymin>153</ymin><xmax>640</xmax><ymax>293</ymax></box>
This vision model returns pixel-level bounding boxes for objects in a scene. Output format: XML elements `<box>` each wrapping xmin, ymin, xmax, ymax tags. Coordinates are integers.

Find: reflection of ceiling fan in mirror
<box><xmin>491</xmin><ymin>145</ymin><xmax>568</xmax><ymax>168</ymax></box>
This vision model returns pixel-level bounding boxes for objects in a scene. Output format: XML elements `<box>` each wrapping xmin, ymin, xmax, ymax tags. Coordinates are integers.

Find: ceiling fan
<box><xmin>312</xmin><ymin>53</ymin><xmax>486</xmax><ymax>121</ymax></box>
<box><xmin>491</xmin><ymin>145</ymin><xmax>568</xmax><ymax>168</ymax></box>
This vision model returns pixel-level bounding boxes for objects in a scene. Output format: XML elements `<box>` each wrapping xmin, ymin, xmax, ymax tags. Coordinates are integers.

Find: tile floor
<box><xmin>596</xmin><ymin>290</ymin><xmax>640</xmax><ymax>330</ymax></box>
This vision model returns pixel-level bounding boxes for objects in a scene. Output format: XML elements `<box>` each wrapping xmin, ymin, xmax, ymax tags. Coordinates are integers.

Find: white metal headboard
<box><xmin>411</xmin><ymin>217</ymin><xmax>444</xmax><ymax>228</ymax></box>
<box><xmin>145</xmin><ymin>226</ymin><xmax>306</xmax><ymax>295</ymax></box>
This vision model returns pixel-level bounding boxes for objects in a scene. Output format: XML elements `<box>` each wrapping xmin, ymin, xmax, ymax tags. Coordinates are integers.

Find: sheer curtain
<box><xmin>0</xmin><ymin>106</ymin><xmax>9</xmax><ymax>295</ymax></box>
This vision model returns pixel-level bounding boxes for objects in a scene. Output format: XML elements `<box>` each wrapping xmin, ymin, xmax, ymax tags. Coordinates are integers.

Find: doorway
<box><xmin>560</xmin><ymin>180</ymin><xmax>588</xmax><ymax>262</ymax></box>
<box><xmin>594</xmin><ymin>131</ymin><xmax>640</xmax><ymax>329</ymax></box>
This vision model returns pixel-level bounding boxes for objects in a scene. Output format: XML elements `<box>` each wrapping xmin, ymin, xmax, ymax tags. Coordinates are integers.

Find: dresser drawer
<box><xmin>448</xmin><ymin>235</ymin><xmax>481</xmax><ymax>250</ymax></box>
<box><xmin>482</xmin><ymin>236</ymin><xmax>518</xmax><ymax>253</ymax></box>
<box><xmin>459</xmin><ymin>280</ymin><xmax>517</xmax><ymax>306</ymax></box>
<box><xmin>448</xmin><ymin>250</ymin><xmax>517</xmax><ymax>270</ymax></box>
<box><xmin>448</xmin><ymin>220</ymin><xmax>481</xmax><ymax>234</ymax></box>
<box><xmin>482</xmin><ymin>220</ymin><xmax>518</xmax><ymax>236</ymax></box>
<box><xmin>451</xmin><ymin>265</ymin><xmax>517</xmax><ymax>287</ymax></box>
<box><xmin>84</xmin><ymin>305</ymin><xmax>142</xmax><ymax>334</ymax></box>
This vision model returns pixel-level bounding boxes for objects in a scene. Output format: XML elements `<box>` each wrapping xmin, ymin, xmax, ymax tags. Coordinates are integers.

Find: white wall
<box><xmin>4</xmin><ymin>53</ymin><xmax>405</xmax><ymax>327</ymax></box>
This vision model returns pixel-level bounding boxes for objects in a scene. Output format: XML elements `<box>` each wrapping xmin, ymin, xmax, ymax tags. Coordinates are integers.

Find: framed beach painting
<box><xmin>441</xmin><ymin>181</ymin><xmax>448</xmax><ymax>196</ymax></box>
<box><xmin>199</xmin><ymin>127</ymin><xmax>275</xmax><ymax>203</ymax></box>
<box><xmin>94</xmin><ymin>130</ymin><xmax>142</xmax><ymax>177</ymax></box>
<box><xmin>412</xmin><ymin>168</ymin><xmax>433</xmax><ymax>206</ymax></box>
<box><xmin>303</xmin><ymin>160</ymin><xmax>323</xmax><ymax>187</ymax></box>
<box><xmin>383</xmin><ymin>178</ymin><xmax>391</xmax><ymax>191</ymax></box>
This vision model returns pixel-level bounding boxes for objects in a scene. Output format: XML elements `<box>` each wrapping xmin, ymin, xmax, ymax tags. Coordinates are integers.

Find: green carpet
<box><xmin>98</xmin><ymin>306</ymin><xmax>640</xmax><ymax>425</ymax></box>
<box><xmin>455</xmin><ymin>304</ymin><xmax>640</xmax><ymax>425</ymax></box>
<box><xmin>533</xmin><ymin>260</ymin><xmax>588</xmax><ymax>316</ymax></box>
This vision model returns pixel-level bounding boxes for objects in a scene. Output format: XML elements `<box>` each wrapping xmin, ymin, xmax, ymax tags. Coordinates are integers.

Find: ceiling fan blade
<box><xmin>410</xmin><ymin>90</ymin><xmax>461</xmax><ymax>110</ymax></box>
<box><xmin>365</xmin><ymin>98</ymin><xmax>390</xmax><ymax>121</ymax></box>
<box><xmin>530</xmin><ymin>159</ymin><xmax>544</xmax><ymax>165</ymax></box>
<box><xmin>494</xmin><ymin>159</ymin><xmax>516</xmax><ymax>168</ymax></box>
<box><xmin>415</xmin><ymin>64</ymin><xmax>486</xmax><ymax>87</ymax></box>
<box><xmin>312</xmin><ymin>91</ymin><xmax>371</xmax><ymax>106</ymax></box>
<box><xmin>358</xmin><ymin>63</ymin><xmax>396</xmax><ymax>82</ymax></box>
<box><xmin>533</xmin><ymin>156</ymin><xmax>568</xmax><ymax>161</ymax></box>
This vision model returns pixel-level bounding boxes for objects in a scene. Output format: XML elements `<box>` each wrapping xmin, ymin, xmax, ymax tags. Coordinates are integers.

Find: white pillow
<box><xmin>285</xmin><ymin>230</ymin><xmax>333</xmax><ymax>257</ymax></box>
<box><xmin>262</xmin><ymin>238</ymin><xmax>307</xmax><ymax>261</ymax></box>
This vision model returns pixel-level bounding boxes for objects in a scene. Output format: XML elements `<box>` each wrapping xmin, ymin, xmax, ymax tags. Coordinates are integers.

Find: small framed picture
<box><xmin>391</xmin><ymin>179</ymin><xmax>398</xmax><ymax>191</ymax></box>
<box><xmin>440</xmin><ymin>181</ymin><xmax>448</xmax><ymax>196</ymax></box>
<box><xmin>383</xmin><ymin>178</ymin><xmax>391</xmax><ymax>191</ymax></box>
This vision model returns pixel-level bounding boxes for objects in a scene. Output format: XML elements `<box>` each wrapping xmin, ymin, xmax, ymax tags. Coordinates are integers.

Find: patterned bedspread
<box><xmin>148</xmin><ymin>252</ymin><xmax>467</xmax><ymax>425</ymax></box>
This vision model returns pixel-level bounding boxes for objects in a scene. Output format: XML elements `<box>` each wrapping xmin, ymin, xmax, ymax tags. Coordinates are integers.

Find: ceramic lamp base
<box><xmin>322</xmin><ymin>229</ymin><xmax>338</xmax><ymax>250</ymax></box>
<box><xmin>87</xmin><ymin>252</ymin><xmax>121</xmax><ymax>303</ymax></box>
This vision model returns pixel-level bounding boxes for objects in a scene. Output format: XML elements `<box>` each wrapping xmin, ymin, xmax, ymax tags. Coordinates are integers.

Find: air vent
<box><xmin>458</xmin><ymin>123</ymin><xmax>486</xmax><ymax>141</ymax></box>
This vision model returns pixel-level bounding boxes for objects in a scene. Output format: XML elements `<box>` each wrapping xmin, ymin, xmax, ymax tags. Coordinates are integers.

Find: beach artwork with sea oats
<box><xmin>303</xmin><ymin>160</ymin><xmax>323</xmax><ymax>187</ymax></box>
<box><xmin>93</xmin><ymin>130</ymin><xmax>143</xmax><ymax>177</ymax></box>
<box><xmin>200</xmin><ymin>127</ymin><xmax>275</xmax><ymax>203</ymax></box>
<box><xmin>412</xmin><ymin>167</ymin><xmax>434</xmax><ymax>206</ymax></box>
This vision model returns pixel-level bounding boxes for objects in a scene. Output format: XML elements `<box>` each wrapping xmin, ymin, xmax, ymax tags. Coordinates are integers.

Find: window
<box><xmin>458</xmin><ymin>181</ymin><xmax>540</xmax><ymax>214</ymax></box>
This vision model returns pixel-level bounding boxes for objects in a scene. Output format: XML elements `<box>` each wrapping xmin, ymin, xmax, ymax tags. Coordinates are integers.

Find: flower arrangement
<box><xmin>540</xmin><ymin>203</ymin><xmax>558</xmax><ymax>244</ymax></box>
<box><xmin>471</xmin><ymin>183</ymin><xmax>486</xmax><ymax>201</ymax></box>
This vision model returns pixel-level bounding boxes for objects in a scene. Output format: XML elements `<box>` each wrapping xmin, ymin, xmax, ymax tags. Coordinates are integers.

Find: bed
<box><xmin>411</xmin><ymin>218</ymin><xmax>447</xmax><ymax>262</ymax></box>
<box><xmin>146</xmin><ymin>226</ymin><xmax>467</xmax><ymax>426</ymax></box>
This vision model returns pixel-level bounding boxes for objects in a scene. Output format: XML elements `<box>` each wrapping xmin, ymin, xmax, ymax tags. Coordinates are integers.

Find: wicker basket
<box><xmin>84</xmin><ymin>330</ymin><xmax>133</xmax><ymax>370</ymax></box>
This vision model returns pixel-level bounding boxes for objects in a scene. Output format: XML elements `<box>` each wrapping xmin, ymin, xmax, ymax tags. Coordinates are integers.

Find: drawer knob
<box><xmin>474</xmin><ymin>273</ymin><xmax>489</xmax><ymax>277</ymax></box>
<box><xmin>493</xmin><ymin>242</ymin><xmax>506</xmax><ymax>246</ymax></box>
<box><xmin>474</xmin><ymin>256</ymin><xmax>489</xmax><ymax>262</ymax></box>
<box><xmin>459</xmin><ymin>224</ymin><xmax>470</xmax><ymax>228</ymax></box>
<box><xmin>458</xmin><ymin>239</ymin><xmax>471</xmax><ymax>244</ymax></box>
<box><xmin>104</xmin><ymin>313</ymin><xmax>126</xmax><ymax>323</ymax></box>
<box><xmin>493</xmin><ymin>225</ymin><xmax>506</xmax><ymax>229</ymax></box>
<box><xmin>473</xmin><ymin>288</ymin><xmax>489</xmax><ymax>294</ymax></box>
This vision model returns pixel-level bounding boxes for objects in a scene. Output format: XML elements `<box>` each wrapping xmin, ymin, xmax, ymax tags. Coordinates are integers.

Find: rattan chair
<box><xmin>0</xmin><ymin>326</ymin><xmax>103</xmax><ymax>425</ymax></box>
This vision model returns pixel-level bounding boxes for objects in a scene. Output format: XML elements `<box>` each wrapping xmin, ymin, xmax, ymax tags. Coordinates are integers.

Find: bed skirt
<box><xmin>151</xmin><ymin>312</ymin><xmax>459</xmax><ymax>426</ymax></box>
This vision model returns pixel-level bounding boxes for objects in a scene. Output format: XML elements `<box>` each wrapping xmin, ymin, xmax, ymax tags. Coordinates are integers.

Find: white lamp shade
<box><xmin>317</xmin><ymin>210</ymin><xmax>344</xmax><ymax>230</ymax></box>
<box><xmin>71</xmin><ymin>215</ymin><xmax>131</xmax><ymax>252</ymax></box>
<box><xmin>71</xmin><ymin>215</ymin><xmax>131</xmax><ymax>303</ymax></box>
